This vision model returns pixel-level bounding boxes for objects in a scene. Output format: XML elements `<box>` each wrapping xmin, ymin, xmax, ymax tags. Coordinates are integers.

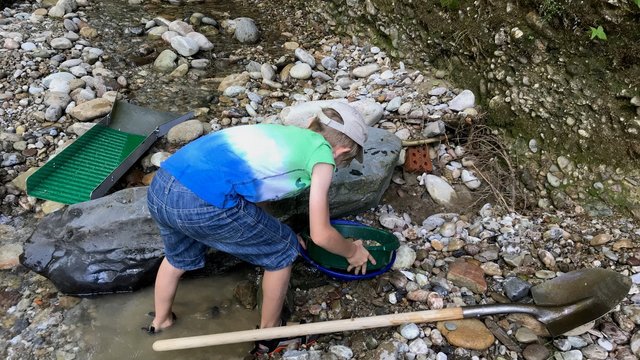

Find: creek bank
<box><xmin>298</xmin><ymin>0</ymin><xmax>640</xmax><ymax>219</ymax></box>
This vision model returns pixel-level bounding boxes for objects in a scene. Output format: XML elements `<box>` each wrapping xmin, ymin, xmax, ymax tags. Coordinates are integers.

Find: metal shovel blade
<box><xmin>530</xmin><ymin>268</ymin><xmax>631</xmax><ymax>336</ymax></box>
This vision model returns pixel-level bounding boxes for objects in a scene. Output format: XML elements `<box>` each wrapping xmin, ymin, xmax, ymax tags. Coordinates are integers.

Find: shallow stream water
<box><xmin>80</xmin><ymin>273</ymin><xmax>259</xmax><ymax>359</ymax></box>
<box><xmin>85</xmin><ymin>0</ymin><xmax>288</xmax><ymax>113</ymax></box>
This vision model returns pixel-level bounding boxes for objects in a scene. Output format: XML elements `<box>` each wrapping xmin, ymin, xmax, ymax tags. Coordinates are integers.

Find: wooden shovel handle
<box><xmin>153</xmin><ymin>307</ymin><xmax>463</xmax><ymax>352</ymax></box>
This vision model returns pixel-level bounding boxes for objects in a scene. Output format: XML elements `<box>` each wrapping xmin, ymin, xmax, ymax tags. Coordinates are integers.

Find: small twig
<box><xmin>402</xmin><ymin>136</ymin><xmax>448</xmax><ymax>147</ymax></box>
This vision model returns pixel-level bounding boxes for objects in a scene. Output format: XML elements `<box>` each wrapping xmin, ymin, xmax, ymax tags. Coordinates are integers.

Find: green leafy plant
<box><xmin>634</xmin><ymin>0</ymin><xmax>640</xmax><ymax>8</ymax></box>
<box><xmin>589</xmin><ymin>26</ymin><xmax>607</xmax><ymax>41</ymax></box>
<box><xmin>539</xmin><ymin>0</ymin><xmax>564</xmax><ymax>22</ymax></box>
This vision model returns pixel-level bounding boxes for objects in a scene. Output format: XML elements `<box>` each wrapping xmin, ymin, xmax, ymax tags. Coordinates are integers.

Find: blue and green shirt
<box><xmin>161</xmin><ymin>124</ymin><xmax>335</xmax><ymax>208</ymax></box>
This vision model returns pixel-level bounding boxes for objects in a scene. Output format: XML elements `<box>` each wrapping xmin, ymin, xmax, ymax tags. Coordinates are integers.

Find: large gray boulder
<box><xmin>20</xmin><ymin>128</ymin><xmax>400</xmax><ymax>295</ymax></box>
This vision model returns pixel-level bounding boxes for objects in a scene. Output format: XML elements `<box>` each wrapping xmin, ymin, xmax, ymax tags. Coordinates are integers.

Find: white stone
<box><xmin>399</xmin><ymin>323</ymin><xmax>420</xmax><ymax>340</ymax></box>
<box><xmin>223</xmin><ymin>86</ymin><xmax>246</xmax><ymax>97</ymax></box>
<box><xmin>424</xmin><ymin>175</ymin><xmax>457</xmax><ymax>206</ymax></box>
<box><xmin>289</xmin><ymin>63</ymin><xmax>312</xmax><ymax>80</ymax></box>
<box><xmin>329</xmin><ymin>345</ymin><xmax>353</xmax><ymax>360</ymax></box>
<box><xmin>294</xmin><ymin>48</ymin><xmax>315</xmax><ymax>67</ymax></box>
<box><xmin>392</xmin><ymin>245</ymin><xmax>416</xmax><ymax>270</ymax></box>
<box><xmin>352</xmin><ymin>63</ymin><xmax>379</xmax><ymax>78</ymax></box>
<box><xmin>408</xmin><ymin>338</ymin><xmax>430</xmax><ymax>355</ymax></box>
<box><xmin>168</xmin><ymin>20</ymin><xmax>194</xmax><ymax>36</ymax></box>
<box><xmin>349</xmin><ymin>98</ymin><xmax>384</xmax><ymax>126</ymax></box>
<box><xmin>150</xmin><ymin>152</ymin><xmax>171</xmax><ymax>167</ymax></box>
<box><xmin>379</xmin><ymin>213</ymin><xmax>405</xmax><ymax>229</ymax></box>
<box><xmin>386</xmin><ymin>97</ymin><xmax>402</xmax><ymax>112</ymax></box>
<box><xmin>170</xmin><ymin>36</ymin><xmax>199</xmax><ymax>57</ymax></box>
<box><xmin>461</xmin><ymin>170</ymin><xmax>481</xmax><ymax>190</ymax></box>
<box><xmin>547</xmin><ymin>173</ymin><xmax>561</xmax><ymax>187</ymax></box>
<box><xmin>448</xmin><ymin>90</ymin><xmax>475</xmax><ymax>111</ymax></box>
<box><xmin>49</xmin><ymin>78</ymin><xmax>72</xmax><ymax>94</ymax></box>
<box><xmin>50</xmin><ymin>37</ymin><xmax>73</xmax><ymax>49</ymax></box>
<box><xmin>186</xmin><ymin>32</ymin><xmax>214</xmax><ymax>51</ymax></box>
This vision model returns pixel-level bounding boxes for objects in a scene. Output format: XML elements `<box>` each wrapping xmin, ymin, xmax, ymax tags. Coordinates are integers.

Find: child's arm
<box><xmin>308</xmin><ymin>163</ymin><xmax>375</xmax><ymax>274</ymax></box>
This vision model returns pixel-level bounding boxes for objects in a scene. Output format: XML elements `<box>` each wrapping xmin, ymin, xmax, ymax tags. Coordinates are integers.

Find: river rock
<box><xmin>294</xmin><ymin>48</ymin><xmax>315</xmax><ymax>67</ymax></box>
<box><xmin>67</xmin><ymin>98</ymin><xmax>112</xmax><ymax>121</ymax></box>
<box><xmin>503</xmin><ymin>276</ymin><xmax>531</xmax><ymax>301</ymax></box>
<box><xmin>170</xmin><ymin>36</ymin><xmax>199</xmax><ymax>57</ymax></box>
<box><xmin>50</xmin><ymin>37</ymin><xmax>73</xmax><ymax>49</ymax></box>
<box><xmin>167</xmin><ymin>119</ymin><xmax>204</xmax><ymax>144</ymax></box>
<box><xmin>423</xmin><ymin>120</ymin><xmax>445</xmax><ymax>137</ymax></box>
<box><xmin>352</xmin><ymin>64</ymin><xmax>379</xmax><ymax>78</ymax></box>
<box><xmin>290</xmin><ymin>63</ymin><xmax>312</xmax><ymax>80</ymax></box>
<box><xmin>20</xmin><ymin>187</ymin><xmax>244</xmax><ymax>295</ymax></box>
<box><xmin>154</xmin><ymin>49</ymin><xmax>178</xmax><ymax>72</ymax></box>
<box><xmin>447</xmin><ymin>259</ymin><xmax>487</xmax><ymax>293</ymax></box>
<box><xmin>234</xmin><ymin>17</ymin><xmax>259</xmax><ymax>44</ymax></box>
<box><xmin>631</xmin><ymin>331</ymin><xmax>640</xmax><ymax>356</ymax></box>
<box><xmin>437</xmin><ymin>319</ymin><xmax>494</xmax><ymax>350</ymax></box>
<box><xmin>424</xmin><ymin>175</ymin><xmax>457</xmax><ymax>206</ymax></box>
<box><xmin>329</xmin><ymin>345</ymin><xmax>353</xmax><ymax>360</ymax></box>
<box><xmin>43</xmin><ymin>72</ymin><xmax>77</xmax><ymax>88</ymax></box>
<box><xmin>461</xmin><ymin>170</ymin><xmax>481</xmax><ymax>190</ymax></box>
<box><xmin>523</xmin><ymin>344</ymin><xmax>550</xmax><ymax>360</ymax></box>
<box><xmin>399</xmin><ymin>323</ymin><xmax>420</xmax><ymax>340</ymax></box>
<box><xmin>0</xmin><ymin>244</ymin><xmax>22</xmax><ymax>269</ymax></box>
<box><xmin>448</xmin><ymin>90</ymin><xmax>475</xmax><ymax>111</ymax></box>
<box><xmin>186</xmin><ymin>32</ymin><xmax>213</xmax><ymax>51</ymax></box>
<box><xmin>350</xmin><ymin>98</ymin><xmax>384</xmax><ymax>126</ymax></box>
<box><xmin>392</xmin><ymin>245</ymin><xmax>416</xmax><ymax>270</ymax></box>
<box><xmin>218</xmin><ymin>72</ymin><xmax>251</xmax><ymax>92</ymax></box>
<box><xmin>168</xmin><ymin>20</ymin><xmax>194</xmax><ymax>36</ymax></box>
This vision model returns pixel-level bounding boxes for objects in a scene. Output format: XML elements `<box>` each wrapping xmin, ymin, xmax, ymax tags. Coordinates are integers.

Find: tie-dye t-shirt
<box><xmin>161</xmin><ymin>124</ymin><xmax>335</xmax><ymax>208</ymax></box>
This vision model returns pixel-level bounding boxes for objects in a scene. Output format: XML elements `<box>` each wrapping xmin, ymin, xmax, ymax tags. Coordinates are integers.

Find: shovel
<box><xmin>152</xmin><ymin>268</ymin><xmax>631</xmax><ymax>352</ymax></box>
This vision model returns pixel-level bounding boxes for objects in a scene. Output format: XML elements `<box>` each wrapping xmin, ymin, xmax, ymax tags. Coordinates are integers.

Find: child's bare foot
<box><xmin>142</xmin><ymin>312</ymin><xmax>177</xmax><ymax>334</ymax></box>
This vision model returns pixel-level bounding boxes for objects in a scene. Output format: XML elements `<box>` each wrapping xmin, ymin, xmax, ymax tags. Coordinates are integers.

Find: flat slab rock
<box><xmin>20</xmin><ymin>128</ymin><xmax>401</xmax><ymax>295</ymax></box>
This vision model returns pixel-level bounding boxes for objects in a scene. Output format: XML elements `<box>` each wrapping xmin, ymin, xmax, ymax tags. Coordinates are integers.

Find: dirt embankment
<box><xmin>295</xmin><ymin>0</ymin><xmax>640</xmax><ymax>217</ymax></box>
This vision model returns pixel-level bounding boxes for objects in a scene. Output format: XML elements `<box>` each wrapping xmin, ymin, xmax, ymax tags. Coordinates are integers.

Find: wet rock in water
<box><xmin>437</xmin><ymin>319</ymin><xmax>494</xmax><ymax>350</ymax></box>
<box><xmin>233</xmin><ymin>280</ymin><xmax>257</xmax><ymax>309</ymax></box>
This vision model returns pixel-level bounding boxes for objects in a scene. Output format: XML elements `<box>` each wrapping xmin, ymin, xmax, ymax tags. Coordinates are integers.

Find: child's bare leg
<box><xmin>260</xmin><ymin>265</ymin><xmax>292</xmax><ymax>328</ymax></box>
<box><xmin>152</xmin><ymin>258</ymin><xmax>185</xmax><ymax>329</ymax></box>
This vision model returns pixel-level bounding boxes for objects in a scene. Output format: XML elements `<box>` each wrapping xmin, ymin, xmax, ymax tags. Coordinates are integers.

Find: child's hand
<box><xmin>346</xmin><ymin>240</ymin><xmax>376</xmax><ymax>275</ymax></box>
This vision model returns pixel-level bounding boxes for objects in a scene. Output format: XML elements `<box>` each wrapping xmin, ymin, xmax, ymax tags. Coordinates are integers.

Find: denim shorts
<box><xmin>147</xmin><ymin>168</ymin><xmax>299</xmax><ymax>271</ymax></box>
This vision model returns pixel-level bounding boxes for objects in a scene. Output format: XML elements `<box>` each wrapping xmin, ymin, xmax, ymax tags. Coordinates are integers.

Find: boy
<box><xmin>143</xmin><ymin>102</ymin><xmax>376</xmax><ymax>355</ymax></box>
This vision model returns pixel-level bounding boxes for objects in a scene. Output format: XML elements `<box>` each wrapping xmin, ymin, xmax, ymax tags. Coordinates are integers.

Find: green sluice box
<box><xmin>27</xmin><ymin>100</ymin><xmax>193</xmax><ymax>204</ymax></box>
